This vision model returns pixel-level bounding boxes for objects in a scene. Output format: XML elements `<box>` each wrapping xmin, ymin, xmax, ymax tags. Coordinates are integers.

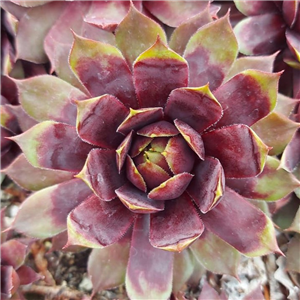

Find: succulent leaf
<box><xmin>251</xmin><ymin>112</ymin><xmax>300</xmax><ymax>156</ymax></box>
<box><xmin>116</xmin><ymin>183</ymin><xmax>164</xmax><ymax>213</ymax></box>
<box><xmin>233</xmin><ymin>13</ymin><xmax>286</xmax><ymax>55</ymax></box>
<box><xmin>187</xmin><ymin>157</ymin><xmax>225</xmax><ymax>213</ymax></box>
<box><xmin>203</xmin><ymin>124</ymin><xmax>269</xmax><ymax>178</ymax></box>
<box><xmin>214</xmin><ymin>70</ymin><xmax>280</xmax><ymax>128</ymax></box>
<box><xmin>69</xmin><ymin>34</ymin><xmax>138</xmax><ymax>108</ymax></box>
<box><xmin>125</xmin><ymin>215</ymin><xmax>173</xmax><ymax>300</ymax></box>
<box><xmin>227</xmin><ymin>156</ymin><xmax>300</xmax><ymax>201</ymax></box>
<box><xmin>13</xmin><ymin>179</ymin><xmax>91</xmax><ymax>238</ymax></box>
<box><xmin>149</xmin><ymin>193</ymin><xmax>204</xmax><ymax>252</ymax></box>
<box><xmin>1</xmin><ymin>240</ymin><xmax>27</xmax><ymax>269</ymax></box>
<box><xmin>191</xmin><ymin>229</ymin><xmax>240</xmax><ymax>277</ymax></box>
<box><xmin>88</xmin><ymin>236</ymin><xmax>130</xmax><ymax>296</ymax></box>
<box><xmin>76</xmin><ymin>149</ymin><xmax>126</xmax><ymax>201</ymax></box>
<box><xmin>67</xmin><ymin>195</ymin><xmax>135</xmax><ymax>248</ymax></box>
<box><xmin>165</xmin><ymin>86</ymin><xmax>222</xmax><ymax>133</ymax></box>
<box><xmin>115</xmin><ymin>4</ymin><xmax>167</xmax><ymax>67</ymax></box>
<box><xmin>184</xmin><ymin>15</ymin><xmax>238</xmax><ymax>90</ymax></box>
<box><xmin>11</xmin><ymin>121</ymin><xmax>93</xmax><ymax>172</ymax></box>
<box><xmin>3</xmin><ymin>154</ymin><xmax>75</xmax><ymax>191</ymax></box>
<box><xmin>15</xmin><ymin>75</ymin><xmax>86</xmax><ymax>125</ymax></box>
<box><xmin>201</xmin><ymin>187</ymin><xmax>281</xmax><ymax>257</ymax></box>
<box><xmin>133</xmin><ymin>37</ymin><xmax>188</xmax><ymax>108</ymax></box>
<box><xmin>16</xmin><ymin>2</ymin><xmax>65</xmax><ymax>63</ymax></box>
<box><xmin>144</xmin><ymin>1</ymin><xmax>209</xmax><ymax>27</ymax></box>
<box><xmin>76</xmin><ymin>95</ymin><xmax>129</xmax><ymax>148</ymax></box>
<box><xmin>169</xmin><ymin>5</ymin><xmax>212</xmax><ymax>55</ymax></box>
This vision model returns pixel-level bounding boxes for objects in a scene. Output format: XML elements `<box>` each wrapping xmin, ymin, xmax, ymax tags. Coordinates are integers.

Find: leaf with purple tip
<box><xmin>233</xmin><ymin>14</ymin><xmax>286</xmax><ymax>55</ymax></box>
<box><xmin>1</xmin><ymin>240</ymin><xmax>27</xmax><ymax>269</ymax></box>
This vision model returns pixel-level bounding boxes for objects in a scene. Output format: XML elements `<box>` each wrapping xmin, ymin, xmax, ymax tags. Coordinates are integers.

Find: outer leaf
<box><xmin>283</xmin><ymin>0</ymin><xmax>298</xmax><ymax>27</ymax></box>
<box><xmin>0</xmin><ymin>105</ymin><xmax>18</xmax><ymax>133</ymax></box>
<box><xmin>84</xmin><ymin>1</ymin><xmax>133</xmax><ymax>31</ymax></box>
<box><xmin>202</xmin><ymin>124</ymin><xmax>269</xmax><ymax>178</ymax></box>
<box><xmin>184</xmin><ymin>15</ymin><xmax>238</xmax><ymax>90</ymax></box>
<box><xmin>234</xmin><ymin>0</ymin><xmax>278</xmax><ymax>16</ymax></box>
<box><xmin>67</xmin><ymin>195</ymin><xmax>135</xmax><ymax>248</ymax></box>
<box><xmin>214</xmin><ymin>70</ymin><xmax>280</xmax><ymax>128</ymax></box>
<box><xmin>17</xmin><ymin>266</ymin><xmax>41</xmax><ymax>285</ymax></box>
<box><xmin>125</xmin><ymin>215</ymin><xmax>173</xmax><ymax>300</ymax></box>
<box><xmin>115</xmin><ymin>4</ymin><xmax>167</xmax><ymax>67</ymax></box>
<box><xmin>12</xmin><ymin>179</ymin><xmax>91</xmax><ymax>238</ymax></box>
<box><xmin>69</xmin><ymin>34</ymin><xmax>137</xmax><ymax>108</ymax></box>
<box><xmin>225</xmin><ymin>53</ymin><xmax>277</xmax><ymax>81</ymax></box>
<box><xmin>8</xmin><ymin>105</ymin><xmax>37</xmax><ymax>132</ymax></box>
<box><xmin>286</xmin><ymin>30</ymin><xmax>300</xmax><ymax>63</ymax></box>
<box><xmin>1</xmin><ymin>240</ymin><xmax>27</xmax><ymax>269</ymax></box>
<box><xmin>274</xmin><ymin>94</ymin><xmax>300</xmax><ymax>118</ymax></box>
<box><xmin>133</xmin><ymin>37</ymin><xmax>188</xmax><ymax>108</ymax></box>
<box><xmin>198</xmin><ymin>281</ymin><xmax>228</xmax><ymax>300</ymax></box>
<box><xmin>76</xmin><ymin>149</ymin><xmax>125</xmax><ymax>201</ymax></box>
<box><xmin>285</xmin><ymin>207</ymin><xmax>300</xmax><ymax>233</ymax></box>
<box><xmin>150</xmin><ymin>193</ymin><xmax>204</xmax><ymax>252</ymax></box>
<box><xmin>172</xmin><ymin>250</ymin><xmax>194</xmax><ymax>293</ymax></box>
<box><xmin>16</xmin><ymin>2</ymin><xmax>66</xmax><ymax>63</ymax></box>
<box><xmin>191</xmin><ymin>229</ymin><xmax>240</xmax><ymax>277</ymax></box>
<box><xmin>3</xmin><ymin>154</ymin><xmax>75</xmax><ymax>191</ymax></box>
<box><xmin>144</xmin><ymin>1</ymin><xmax>208</xmax><ymax>27</ymax></box>
<box><xmin>88</xmin><ymin>236</ymin><xmax>130</xmax><ymax>296</ymax></box>
<box><xmin>286</xmin><ymin>235</ymin><xmax>300</xmax><ymax>273</ymax></box>
<box><xmin>233</xmin><ymin>14</ymin><xmax>286</xmax><ymax>55</ymax></box>
<box><xmin>165</xmin><ymin>86</ymin><xmax>222</xmax><ymax>133</ymax></box>
<box><xmin>10</xmin><ymin>0</ymin><xmax>51</xmax><ymax>7</ymax></box>
<box><xmin>11</xmin><ymin>121</ymin><xmax>93</xmax><ymax>172</ymax></box>
<box><xmin>16</xmin><ymin>75</ymin><xmax>86</xmax><ymax>126</ymax></box>
<box><xmin>201</xmin><ymin>187</ymin><xmax>281</xmax><ymax>257</ymax></box>
<box><xmin>251</xmin><ymin>112</ymin><xmax>300</xmax><ymax>156</ymax></box>
<box><xmin>76</xmin><ymin>95</ymin><xmax>129</xmax><ymax>149</ymax></box>
<box><xmin>1</xmin><ymin>265</ymin><xmax>20</xmax><ymax>299</ymax></box>
<box><xmin>169</xmin><ymin>5</ymin><xmax>212</xmax><ymax>55</ymax></box>
<box><xmin>226</xmin><ymin>156</ymin><xmax>300</xmax><ymax>201</ymax></box>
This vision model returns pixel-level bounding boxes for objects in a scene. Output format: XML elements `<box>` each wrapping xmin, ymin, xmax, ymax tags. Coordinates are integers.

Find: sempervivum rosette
<box><xmin>6</xmin><ymin>5</ymin><xmax>298</xmax><ymax>298</ymax></box>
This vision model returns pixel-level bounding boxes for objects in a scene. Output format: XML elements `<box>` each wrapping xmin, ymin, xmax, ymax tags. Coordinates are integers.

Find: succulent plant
<box><xmin>2</xmin><ymin>2</ymin><xmax>300</xmax><ymax>299</ymax></box>
<box><xmin>0</xmin><ymin>209</ymin><xmax>41</xmax><ymax>300</ymax></box>
<box><xmin>233</xmin><ymin>0</ymin><xmax>300</xmax><ymax>97</ymax></box>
